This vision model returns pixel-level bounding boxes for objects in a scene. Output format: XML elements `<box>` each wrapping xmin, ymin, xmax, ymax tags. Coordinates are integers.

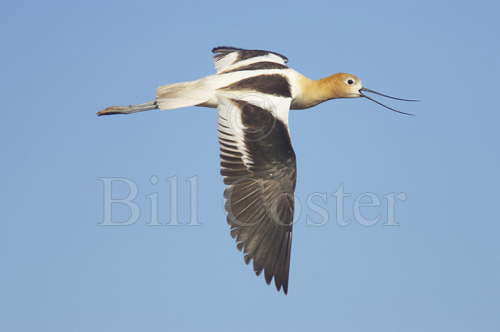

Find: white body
<box><xmin>155</xmin><ymin>68</ymin><xmax>307</xmax><ymax>111</ymax></box>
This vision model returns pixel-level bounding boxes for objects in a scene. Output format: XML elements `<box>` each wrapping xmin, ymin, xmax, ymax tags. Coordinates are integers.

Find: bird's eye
<box><xmin>346</xmin><ymin>79</ymin><xmax>355</xmax><ymax>85</ymax></box>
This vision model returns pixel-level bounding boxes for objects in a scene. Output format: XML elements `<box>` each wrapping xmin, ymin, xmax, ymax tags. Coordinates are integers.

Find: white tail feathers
<box><xmin>98</xmin><ymin>79</ymin><xmax>214</xmax><ymax>116</ymax></box>
<box><xmin>98</xmin><ymin>72</ymin><xmax>261</xmax><ymax>116</ymax></box>
<box><xmin>155</xmin><ymin>79</ymin><xmax>212</xmax><ymax>110</ymax></box>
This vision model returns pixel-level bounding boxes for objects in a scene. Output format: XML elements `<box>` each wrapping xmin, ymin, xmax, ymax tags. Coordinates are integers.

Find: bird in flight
<box><xmin>98</xmin><ymin>46</ymin><xmax>416</xmax><ymax>294</ymax></box>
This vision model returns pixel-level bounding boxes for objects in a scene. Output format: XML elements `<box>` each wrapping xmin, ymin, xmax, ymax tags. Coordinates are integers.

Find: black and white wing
<box><xmin>216</xmin><ymin>79</ymin><xmax>296</xmax><ymax>294</ymax></box>
<box><xmin>212</xmin><ymin>46</ymin><xmax>289</xmax><ymax>74</ymax></box>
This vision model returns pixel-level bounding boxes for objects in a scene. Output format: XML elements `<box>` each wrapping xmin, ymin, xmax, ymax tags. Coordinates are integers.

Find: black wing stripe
<box><xmin>220</xmin><ymin>74</ymin><xmax>292</xmax><ymax>98</ymax></box>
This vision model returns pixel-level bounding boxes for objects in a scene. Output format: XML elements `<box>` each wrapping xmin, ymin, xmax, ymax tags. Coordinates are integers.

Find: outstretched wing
<box><xmin>212</xmin><ymin>46</ymin><xmax>289</xmax><ymax>74</ymax></box>
<box><xmin>216</xmin><ymin>76</ymin><xmax>296</xmax><ymax>294</ymax></box>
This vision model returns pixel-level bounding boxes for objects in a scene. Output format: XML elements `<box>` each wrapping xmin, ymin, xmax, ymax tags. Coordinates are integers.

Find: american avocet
<box><xmin>98</xmin><ymin>46</ymin><xmax>416</xmax><ymax>294</ymax></box>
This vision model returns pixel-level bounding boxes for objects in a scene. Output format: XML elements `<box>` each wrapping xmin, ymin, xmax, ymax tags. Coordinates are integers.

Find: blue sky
<box><xmin>2</xmin><ymin>1</ymin><xmax>500</xmax><ymax>331</ymax></box>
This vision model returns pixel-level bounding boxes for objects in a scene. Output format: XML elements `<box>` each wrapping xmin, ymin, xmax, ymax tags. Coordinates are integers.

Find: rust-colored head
<box><xmin>322</xmin><ymin>73</ymin><xmax>417</xmax><ymax>115</ymax></box>
<box><xmin>324</xmin><ymin>73</ymin><xmax>364</xmax><ymax>98</ymax></box>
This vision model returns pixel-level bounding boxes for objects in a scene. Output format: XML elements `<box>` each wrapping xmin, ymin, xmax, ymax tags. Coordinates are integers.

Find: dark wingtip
<box><xmin>211</xmin><ymin>46</ymin><xmax>289</xmax><ymax>63</ymax></box>
<box><xmin>281</xmin><ymin>284</ymin><xmax>288</xmax><ymax>295</ymax></box>
<box><xmin>275</xmin><ymin>276</ymin><xmax>289</xmax><ymax>295</ymax></box>
<box><xmin>212</xmin><ymin>46</ymin><xmax>242</xmax><ymax>53</ymax></box>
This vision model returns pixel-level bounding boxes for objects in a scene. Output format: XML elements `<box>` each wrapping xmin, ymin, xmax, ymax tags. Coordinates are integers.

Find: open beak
<box><xmin>359</xmin><ymin>87</ymin><xmax>418</xmax><ymax>116</ymax></box>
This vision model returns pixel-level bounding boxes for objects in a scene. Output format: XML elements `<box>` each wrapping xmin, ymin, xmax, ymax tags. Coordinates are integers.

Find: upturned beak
<box><xmin>359</xmin><ymin>87</ymin><xmax>418</xmax><ymax>116</ymax></box>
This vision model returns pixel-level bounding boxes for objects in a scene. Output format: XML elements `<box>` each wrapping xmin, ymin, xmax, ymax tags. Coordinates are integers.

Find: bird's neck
<box><xmin>293</xmin><ymin>74</ymin><xmax>340</xmax><ymax>110</ymax></box>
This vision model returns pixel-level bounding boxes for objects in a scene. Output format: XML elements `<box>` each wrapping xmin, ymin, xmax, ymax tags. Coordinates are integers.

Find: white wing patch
<box><xmin>213</xmin><ymin>52</ymin><xmax>239</xmax><ymax>73</ymax></box>
<box><xmin>216</xmin><ymin>91</ymin><xmax>292</xmax><ymax>168</ymax></box>
<box><xmin>217</xmin><ymin>94</ymin><xmax>254</xmax><ymax>168</ymax></box>
<box><xmin>217</xmin><ymin>90</ymin><xmax>291</xmax><ymax>127</ymax></box>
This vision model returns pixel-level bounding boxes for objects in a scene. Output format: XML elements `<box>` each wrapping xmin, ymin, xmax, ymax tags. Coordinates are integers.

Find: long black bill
<box><xmin>359</xmin><ymin>87</ymin><xmax>418</xmax><ymax>116</ymax></box>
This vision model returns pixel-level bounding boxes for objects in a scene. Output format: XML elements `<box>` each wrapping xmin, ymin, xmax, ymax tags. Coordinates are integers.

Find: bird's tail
<box><xmin>97</xmin><ymin>101</ymin><xmax>158</xmax><ymax>116</ymax></box>
<box><xmin>155</xmin><ymin>79</ymin><xmax>212</xmax><ymax>110</ymax></box>
<box><xmin>97</xmin><ymin>78</ymin><xmax>212</xmax><ymax>116</ymax></box>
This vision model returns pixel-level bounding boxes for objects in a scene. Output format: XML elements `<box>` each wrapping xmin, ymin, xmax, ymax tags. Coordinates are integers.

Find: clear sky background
<box><xmin>2</xmin><ymin>1</ymin><xmax>499</xmax><ymax>331</ymax></box>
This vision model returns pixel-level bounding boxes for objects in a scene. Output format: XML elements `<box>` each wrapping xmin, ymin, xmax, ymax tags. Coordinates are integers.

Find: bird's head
<box><xmin>326</xmin><ymin>73</ymin><xmax>418</xmax><ymax>115</ymax></box>
<box><xmin>329</xmin><ymin>73</ymin><xmax>364</xmax><ymax>98</ymax></box>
